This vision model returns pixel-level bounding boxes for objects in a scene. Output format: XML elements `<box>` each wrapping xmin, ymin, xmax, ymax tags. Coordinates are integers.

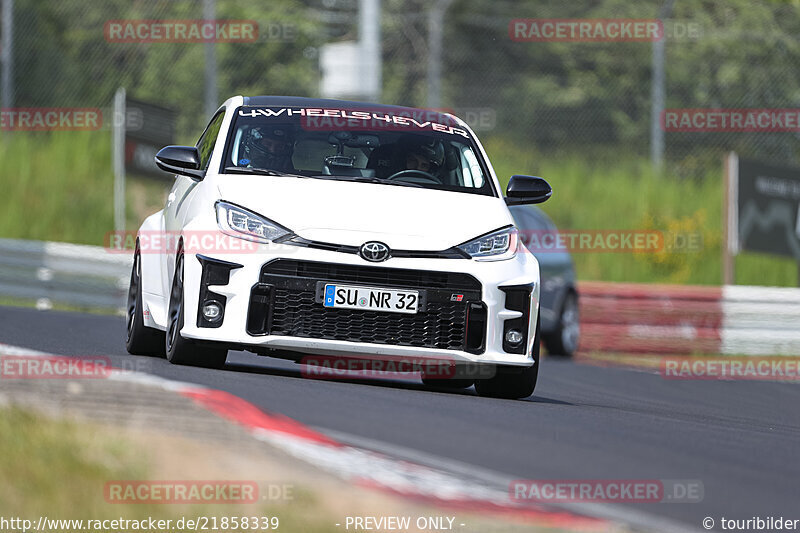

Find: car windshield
<box><xmin>222</xmin><ymin>106</ymin><xmax>496</xmax><ymax>196</ymax></box>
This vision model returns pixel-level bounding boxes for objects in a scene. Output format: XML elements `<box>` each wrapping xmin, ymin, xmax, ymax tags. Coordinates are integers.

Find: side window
<box><xmin>460</xmin><ymin>146</ymin><xmax>485</xmax><ymax>188</ymax></box>
<box><xmin>196</xmin><ymin>112</ymin><xmax>225</xmax><ymax>170</ymax></box>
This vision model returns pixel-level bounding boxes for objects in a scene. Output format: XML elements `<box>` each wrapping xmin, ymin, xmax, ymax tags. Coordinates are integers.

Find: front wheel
<box><xmin>125</xmin><ymin>245</ymin><xmax>165</xmax><ymax>356</ymax></box>
<box><xmin>166</xmin><ymin>251</ymin><xmax>228</xmax><ymax>369</ymax></box>
<box><xmin>474</xmin><ymin>317</ymin><xmax>540</xmax><ymax>400</ymax></box>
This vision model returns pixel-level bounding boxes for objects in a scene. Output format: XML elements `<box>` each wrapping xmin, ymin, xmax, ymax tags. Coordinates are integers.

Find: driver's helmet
<box><xmin>241</xmin><ymin>125</ymin><xmax>294</xmax><ymax>168</ymax></box>
<box><xmin>398</xmin><ymin>135</ymin><xmax>445</xmax><ymax>174</ymax></box>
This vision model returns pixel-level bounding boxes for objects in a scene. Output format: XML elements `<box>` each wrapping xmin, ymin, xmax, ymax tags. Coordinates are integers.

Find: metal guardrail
<box><xmin>0</xmin><ymin>238</ymin><xmax>132</xmax><ymax>312</ymax></box>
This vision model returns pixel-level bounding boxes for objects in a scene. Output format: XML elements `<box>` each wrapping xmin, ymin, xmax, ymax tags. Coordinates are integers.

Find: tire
<box><xmin>474</xmin><ymin>317</ymin><xmax>540</xmax><ymax>400</ymax></box>
<box><xmin>543</xmin><ymin>291</ymin><xmax>580</xmax><ymax>357</ymax></box>
<box><xmin>125</xmin><ymin>245</ymin><xmax>166</xmax><ymax>356</ymax></box>
<box><xmin>165</xmin><ymin>251</ymin><xmax>228</xmax><ymax>369</ymax></box>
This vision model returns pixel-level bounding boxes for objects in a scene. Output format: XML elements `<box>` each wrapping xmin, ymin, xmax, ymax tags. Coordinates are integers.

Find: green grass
<box><xmin>0</xmin><ymin>406</ymin><xmax>347</xmax><ymax>532</ymax></box>
<box><xmin>0</xmin><ymin>406</ymin><xmax>146</xmax><ymax>518</ymax></box>
<box><xmin>0</xmin><ymin>132</ymin><xmax>114</xmax><ymax>245</ymax></box>
<box><xmin>0</xmin><ymin>131</ymin><xmax>169</xmax><ymax>245</ymax></box>
<box><xmin>0</xmin><ymin>132</ymin><xmax>796</xmax><ymax>286</ymax></box>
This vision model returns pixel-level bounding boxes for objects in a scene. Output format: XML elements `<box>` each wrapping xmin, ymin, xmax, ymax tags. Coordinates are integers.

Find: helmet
<box><xmin>244</xmin><ymin>125</ymin><xmax>294</xmax><ymax>159</ymax></box>
<box><xmin>399</xmin><ymin>135</ymin><xmax>445</xmax><ymax>172</ymax></box>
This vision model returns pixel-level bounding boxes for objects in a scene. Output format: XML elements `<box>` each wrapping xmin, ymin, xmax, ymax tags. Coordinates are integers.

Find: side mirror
<box><xmin>505</xmin><ymin>175</ymin><xmax>552</xmax><ymax>205</ymax></box>
<box><xmin>155</xmin><ymin>145</ymin><xmax>206</xmax><ymax>180</ymax></box>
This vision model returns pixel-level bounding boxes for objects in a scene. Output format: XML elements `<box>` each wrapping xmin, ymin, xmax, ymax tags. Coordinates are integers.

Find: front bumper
<box><xmin>179</xmin><ymin>239</ymin><xmax>540</xmax><ymax>367</ymax></box>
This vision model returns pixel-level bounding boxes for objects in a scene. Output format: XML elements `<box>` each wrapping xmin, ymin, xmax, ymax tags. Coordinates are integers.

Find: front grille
<box><xmin>249</xmin><ymin>259</ymin><xmax>485</xmax><ymax>352</ymax></box>
<box><xmin>261</xmin><ymin>259</ymin><xmax>481</xmax><ymax>291</ymax></box>
<box><xmin>270</xmin><ymin>288</ymin><xmax>467</xmax><ymax>349</ymax></box>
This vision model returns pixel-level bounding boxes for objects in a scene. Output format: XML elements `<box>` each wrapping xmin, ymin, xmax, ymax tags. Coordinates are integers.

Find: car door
<box><xmin>162</xmin><ymin>111</ymin><xmax>226</xmax><ymax>294</ymax></box>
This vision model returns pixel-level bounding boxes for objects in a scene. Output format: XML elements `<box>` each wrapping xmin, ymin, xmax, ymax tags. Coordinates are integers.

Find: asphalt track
<box><xmin>1</xmin><ymin>304</ymin><xmax>798</xmax><ymax>531</ymax></box>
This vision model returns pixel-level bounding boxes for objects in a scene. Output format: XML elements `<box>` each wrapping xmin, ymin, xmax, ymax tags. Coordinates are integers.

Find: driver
<box><xmin>398</xmin><ymin>136</ymin><xmax>445</xmax><ymax>177</ymax></box>
<box><xmin>241</xmin><ymin>126</ymin><xmax>295</xmax><ymax>171</ymax></box>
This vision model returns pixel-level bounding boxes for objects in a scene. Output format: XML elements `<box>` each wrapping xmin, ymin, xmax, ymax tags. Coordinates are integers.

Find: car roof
<box><xmin>241</xmin><ymin>96</ymin><xmax>455</xmax><ymax>123</ymax></box>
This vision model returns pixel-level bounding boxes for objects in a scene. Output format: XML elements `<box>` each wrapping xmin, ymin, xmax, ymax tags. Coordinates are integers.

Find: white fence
<box><xmin>721</xmin><ymin>285</ymin><xmax>800</xmax><ymax>356</ymax></box>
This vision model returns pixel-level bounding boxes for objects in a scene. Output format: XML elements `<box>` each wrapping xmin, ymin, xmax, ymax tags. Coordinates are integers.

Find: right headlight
<box><xmin>215</xmin><ymin>201</ymin><xmax>292</xmax><ymax>243</ymax></box>
<box><xmin>457</xmin><ymin>226</ymin><xmax>519</xmax><ymax>261</ymax></box>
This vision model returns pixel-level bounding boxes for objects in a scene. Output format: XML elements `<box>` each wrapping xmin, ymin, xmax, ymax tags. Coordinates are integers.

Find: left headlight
<box><xmin>216</xmin><ymin>201</ymin><xmax>292</xmax><ymax>243</ymax></box>
<box><xmin>457</xmin><ymin>226</ymin><xmax>519</xmax><ymax>261</ymax></box>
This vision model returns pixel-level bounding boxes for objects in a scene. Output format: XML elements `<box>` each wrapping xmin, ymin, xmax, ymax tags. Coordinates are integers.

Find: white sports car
<box><xmin>126</xmin><ymin>96</ymin><xmax>552</xmax><ymax>399</ymax></box>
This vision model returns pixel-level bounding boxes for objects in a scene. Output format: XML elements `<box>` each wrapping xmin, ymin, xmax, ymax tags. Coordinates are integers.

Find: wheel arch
<box><xmin>137</xmin><ymin>210</ymin><xmax>170</xmax><ymax>330</ymax></box>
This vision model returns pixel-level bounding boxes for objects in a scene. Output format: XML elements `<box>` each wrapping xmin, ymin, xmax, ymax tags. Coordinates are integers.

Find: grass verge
<box><xmin>0</xmin><ymin>406</ymin><xmax>370</xmax><ymax>532</ymax></box>
<box><xmin>0</xmin><ymin>132</ymin><xmax>168</xmax><ymax>245</ymax></box>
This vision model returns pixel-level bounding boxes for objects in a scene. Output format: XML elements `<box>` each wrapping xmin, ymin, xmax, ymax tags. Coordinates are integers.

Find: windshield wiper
<box><xmin>317</xmin><ymin>175</ymin><xmax>425</xmax><ymax>188</ymax></box>
<box><xmin>224</xmin><ymin>166</ymin><xmax>308</xmax><ymax>179</ymax></box>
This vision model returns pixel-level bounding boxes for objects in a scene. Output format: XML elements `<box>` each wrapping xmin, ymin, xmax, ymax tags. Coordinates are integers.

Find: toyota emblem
<box><xmin>359</xmin><ymin>241</ymin><xmax>391</xmax><ymax>262</ymax></box>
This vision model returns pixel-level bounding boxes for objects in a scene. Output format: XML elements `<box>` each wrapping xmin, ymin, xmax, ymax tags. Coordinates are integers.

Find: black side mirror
<box><xmin>155</xmin><ymin>145</ymin><xmax>205</xmax><ymax>180</ymax></box>
<box><xmin>505</xmin><ymin>175</ymin><xmax>552</xmax><ymax>205</ymax></box>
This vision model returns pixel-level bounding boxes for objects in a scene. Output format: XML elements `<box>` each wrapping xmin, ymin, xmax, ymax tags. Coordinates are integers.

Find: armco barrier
<box><xmin>578</xmin><ymin>281</ymin><xmax>800</xmax><ymax>356</ymax></box>
<box><xmin>721</xmin><ymin>286</ymin><xmax>800</xmax><ymax>356</ymax></box>
<box><xmin>0</xmin><ymin>238</ymin><xmax>132</xmax><ymax>312</ymax></box>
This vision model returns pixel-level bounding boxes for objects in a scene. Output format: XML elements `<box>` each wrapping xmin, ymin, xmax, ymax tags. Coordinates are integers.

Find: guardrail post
<box><xmin>722</xmin><ymin>151</ymin><xmax>738</xmax><ymax>285</ymax></box>
<box><xmin>112</xmin><ymin>87</ymin><xmax>126</xmax><ymax>233</ymax></box>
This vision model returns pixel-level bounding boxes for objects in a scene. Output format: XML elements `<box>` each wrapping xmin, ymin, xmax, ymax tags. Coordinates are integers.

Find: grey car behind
<box><xmin>508</xmin><ymin>205</ymin><xmax>580</xmax><ymax>356</ymax></box>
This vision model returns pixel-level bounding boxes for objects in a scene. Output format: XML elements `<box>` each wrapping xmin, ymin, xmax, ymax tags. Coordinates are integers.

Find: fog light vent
<box><xmin>500</xmin><ymin>284</ymin><xmax>534</xmax><ymax>354</ymax></box>
<box><xmin>505</xmin><ymin>329</ymin><xmax>524</xmax><ymax>346</ymax></box>
<box><xmin>202</xmin><ymin>301</ymin><xmax>223</xmax><ymax>322</ymax></box>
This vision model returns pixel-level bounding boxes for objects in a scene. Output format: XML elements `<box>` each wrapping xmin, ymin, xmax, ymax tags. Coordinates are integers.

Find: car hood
<box><xmin>215</xmin><ymin>175</ymin><xmax>512</xmax><ymax>250</ymax></box>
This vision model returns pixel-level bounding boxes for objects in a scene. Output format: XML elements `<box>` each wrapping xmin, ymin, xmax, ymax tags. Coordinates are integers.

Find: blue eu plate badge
<box><xmin>324</xmin><ymin>285</ymin><xmax>336</xmax><ymax>307</ymax></box>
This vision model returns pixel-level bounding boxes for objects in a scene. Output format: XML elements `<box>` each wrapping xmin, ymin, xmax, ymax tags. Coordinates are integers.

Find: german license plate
<box><xmin>323</xmin><ymin>284</ymin><xmax>419</xmax><ymax>314</ymax></box>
